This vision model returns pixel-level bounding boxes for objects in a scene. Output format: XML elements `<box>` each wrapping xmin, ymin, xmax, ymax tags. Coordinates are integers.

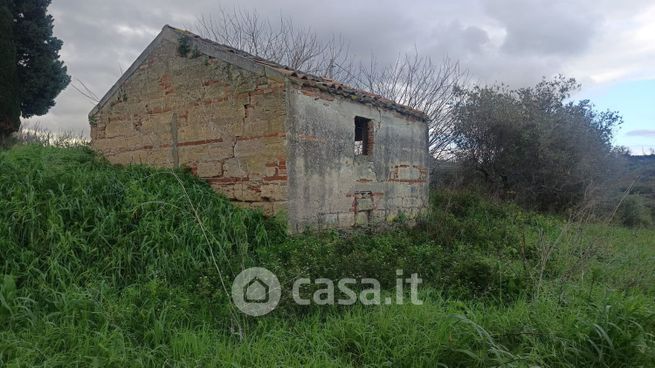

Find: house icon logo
<box><xmin>244</xmin><ymin>276</ymin><xmax>269</xmax><ymax>303</ymax></box>
<box><xmin>231</xmin><ymin>267</ymin><xmax>281</xmax><ymax>316</ymax></box>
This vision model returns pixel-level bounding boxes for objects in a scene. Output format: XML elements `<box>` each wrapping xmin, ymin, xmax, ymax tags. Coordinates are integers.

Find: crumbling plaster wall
<box><xmin>286</xmin><ymin>86</ymin><xmax>429</xmax><ymax>231</ymax></box>
<box><xmin>89</xmin><ymin>38</ymin><xmax>288</xmax><ymax>214</ymax></box>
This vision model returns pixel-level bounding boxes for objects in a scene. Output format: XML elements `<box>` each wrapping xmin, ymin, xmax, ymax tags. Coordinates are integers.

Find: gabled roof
<box><xmin>91</xmin><ymin>25</ymin><xmax>428</xmax><ymax>121</ymax></box>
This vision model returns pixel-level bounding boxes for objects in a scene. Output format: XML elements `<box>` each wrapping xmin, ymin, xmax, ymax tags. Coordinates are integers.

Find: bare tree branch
<box><xmin>195</xmin><ymin>8</ymin><xmax>467</xmax><ymax>159</ymax></box>
<box><xmin>195</xmin><ymin>8</ymin><xmax>353</xmax><ymax>81</ymax></box>
<box><xmin>352</xmin><ymin>53</ymin><xmax>468</xmax><ymax>159</ymax></box>
<box><xmin>71</xmin><ymin>78</ymin><xmax>100</xmax><ymax>105</ymax></box>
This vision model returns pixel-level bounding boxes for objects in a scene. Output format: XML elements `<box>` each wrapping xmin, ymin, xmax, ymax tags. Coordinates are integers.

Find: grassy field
<box><xmin>1</xmin><ymin>144</ymin><xmax>654</xmax><ymax>367</ymax></box>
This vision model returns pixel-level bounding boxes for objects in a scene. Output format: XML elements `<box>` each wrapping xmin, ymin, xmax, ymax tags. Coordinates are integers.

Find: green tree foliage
<box><xmin>452</xmin><ymin>76</ymin><xmax>623</xmax><ymax>212</ymax></box>
<box><xmin>0</xmin><ymin>0</ymin><xmax>20</xmax><ymax>136</ymax></box>
<box><xmin>0</xmin><ymin>0</ymin><xmax>70</xmax><ymax>137</ymax></box>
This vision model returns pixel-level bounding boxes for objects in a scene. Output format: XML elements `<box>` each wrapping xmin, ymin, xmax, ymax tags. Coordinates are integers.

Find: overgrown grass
<box><xmin>1</xmin><ymin>144</ymin><xmax>654</xmax><ymax>367</ymax></box>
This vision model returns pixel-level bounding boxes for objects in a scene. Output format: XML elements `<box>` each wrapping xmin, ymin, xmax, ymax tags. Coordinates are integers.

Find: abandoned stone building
<box><xmin>89</xmin><ymin>25</ymin><xmax>429</xmax><ymax>231</ymax></box>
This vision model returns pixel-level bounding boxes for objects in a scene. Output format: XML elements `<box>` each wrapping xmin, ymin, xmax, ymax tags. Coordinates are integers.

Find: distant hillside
<box><xmin>628</xmin><ymin>154</ymin><xmax>655</xmax><ymax>163</ymax></box>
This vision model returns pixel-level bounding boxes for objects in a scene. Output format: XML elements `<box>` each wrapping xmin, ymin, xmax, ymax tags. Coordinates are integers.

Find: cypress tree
<box><xmin>14</xmin><ymin>0</ymin><xmax>70</xmax><ymax>118</ymax></box>
<box><xmin>0</xmin><ymin>0</ymin><xmax>20</xmax><ymax>137</ymax></box>
<box><xmin>0</xmin><ymin>0</ymin><xmax>70</xmax><ymax>137</ymax></box>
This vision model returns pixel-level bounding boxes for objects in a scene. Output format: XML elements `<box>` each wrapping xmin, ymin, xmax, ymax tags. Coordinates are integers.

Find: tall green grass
<box><xmin>1</xmin><ymin>144</ymin><xmax>654</xmax><ymax>367</ymax></box>
<box><xmin>0</xmin><ymin>144</ymin><xmax>283</xmax><ymax>355</ymax></box>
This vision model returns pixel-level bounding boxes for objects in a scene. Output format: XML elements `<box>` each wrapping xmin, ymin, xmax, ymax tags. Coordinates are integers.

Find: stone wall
<box><xmin>90</xmin><ymin>27</ymin><xmax>429</xmax><ymax>231</ymax></box>
<box><xmin>286</xmin><ymin>86</ymin><xmax>430</xmax><ymax>231</ymax></box>
<box><xmin>90</xmin><ymin>38</ymin><xmax>288</xmax><ymax>214</ymax></box>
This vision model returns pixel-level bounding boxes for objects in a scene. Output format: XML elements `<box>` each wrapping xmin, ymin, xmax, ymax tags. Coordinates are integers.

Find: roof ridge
<box><xmin>164</xmin><ymin>25</ymin><xmax>429</xmax><ymax>121</ymax></box>
<box><xmin>92</xmin><ymin>25</ymin><xmax>428</xmax><ymax>121</ymax></box>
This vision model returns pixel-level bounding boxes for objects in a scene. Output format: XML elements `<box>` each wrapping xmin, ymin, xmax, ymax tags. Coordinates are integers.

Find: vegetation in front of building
<box><xmin>1</xmin><ymin>144</ymin><xmax>654</xmax><ymax>366</ymax></box>
<box><xmin>0</xmin><ymin>4</ymin><xmax>653</xmax><ymax>364</ymax></box>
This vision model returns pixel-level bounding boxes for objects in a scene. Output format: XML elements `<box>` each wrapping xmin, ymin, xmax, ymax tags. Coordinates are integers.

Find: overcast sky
<box><xmin>29</xmin><ymin>0</ymin><xmax>655</xmax><ymax>153</ymax></box>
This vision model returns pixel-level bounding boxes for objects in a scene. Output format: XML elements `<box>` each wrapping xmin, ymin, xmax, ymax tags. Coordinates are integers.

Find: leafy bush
<box><xmin>258</xmin><ymin>190</ymin><xmax>551</xmax><ymax>306</ymax></box>
<box><xmin>452</xmin><ymin>76</ymin><xmax>623</xmax><ymax>213</ymax></box>
<box><xmin>619</xmin><ymin>195</ymin><xmax>652</xmax><ymax>227</ymax></box>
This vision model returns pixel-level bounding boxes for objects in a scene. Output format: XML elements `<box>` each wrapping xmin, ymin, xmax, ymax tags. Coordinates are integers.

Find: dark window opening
<box><xmin>354</xmin><ymin>116</ymin><xmax>373</xmax><ymax>156</ymax></box>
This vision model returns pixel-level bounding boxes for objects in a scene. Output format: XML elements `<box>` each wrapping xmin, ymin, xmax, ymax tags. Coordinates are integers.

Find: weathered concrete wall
<box><xmin>286</xmin><ymin>86</ymin><xmax>429</xmax><ymax>231</ymax></box>
<box><xmin>90</xmin><ymin>37</ymin><xmax>288</xmax><ymax>214</ymax></box>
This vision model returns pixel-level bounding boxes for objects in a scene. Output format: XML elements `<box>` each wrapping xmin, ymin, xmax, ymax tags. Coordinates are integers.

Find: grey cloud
<box><xmin>22</xmin><ymin>0</ymin><xmax>655</xmax><ymax>138</ymax></box>
<box><xmin>461</xmin><ymin>26</ymin><xmax>490</xmax><ymax>52</ymax></box>
<box><xmin>485</xmin><ymin>0</ymin><xmax>597</xmax><ymax>56</ymax></box>
<box><xmin>425</xmin><ymin>22</ymin><xmax>490</xmax><ymax>59</ymax></box>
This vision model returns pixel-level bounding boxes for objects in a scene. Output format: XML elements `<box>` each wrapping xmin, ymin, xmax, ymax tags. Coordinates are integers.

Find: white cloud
<box><xmin>114</xmin><ymin>24</ymin><xmax>160</xmax><ymax>39</ymax></box>
<box><xmin>565</xmin><ymin>3</ymin><xmax>655</xmax><ymax>85</ymax></box>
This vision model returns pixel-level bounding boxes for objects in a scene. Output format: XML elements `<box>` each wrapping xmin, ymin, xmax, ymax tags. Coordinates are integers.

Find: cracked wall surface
<box><xmin>90</xmin><ymin>39</ymin><xmax>288</xmax><ymax>215</ymax></box>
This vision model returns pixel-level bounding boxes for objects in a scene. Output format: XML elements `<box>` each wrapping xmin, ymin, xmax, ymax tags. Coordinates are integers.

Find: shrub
<box><xmin>258</xmin><ymin>190</ymin><xmax>550</xmax><ymax>308</ymax></box>
<box><xmin>452</xmin><ymin>76</ymin><xmax>623</xmax><ymax>213</ymax></box>
<box><xmin>619</xmin><ymin>195</ymin><xmax>653</xmax><ymax>227</ymax></box>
